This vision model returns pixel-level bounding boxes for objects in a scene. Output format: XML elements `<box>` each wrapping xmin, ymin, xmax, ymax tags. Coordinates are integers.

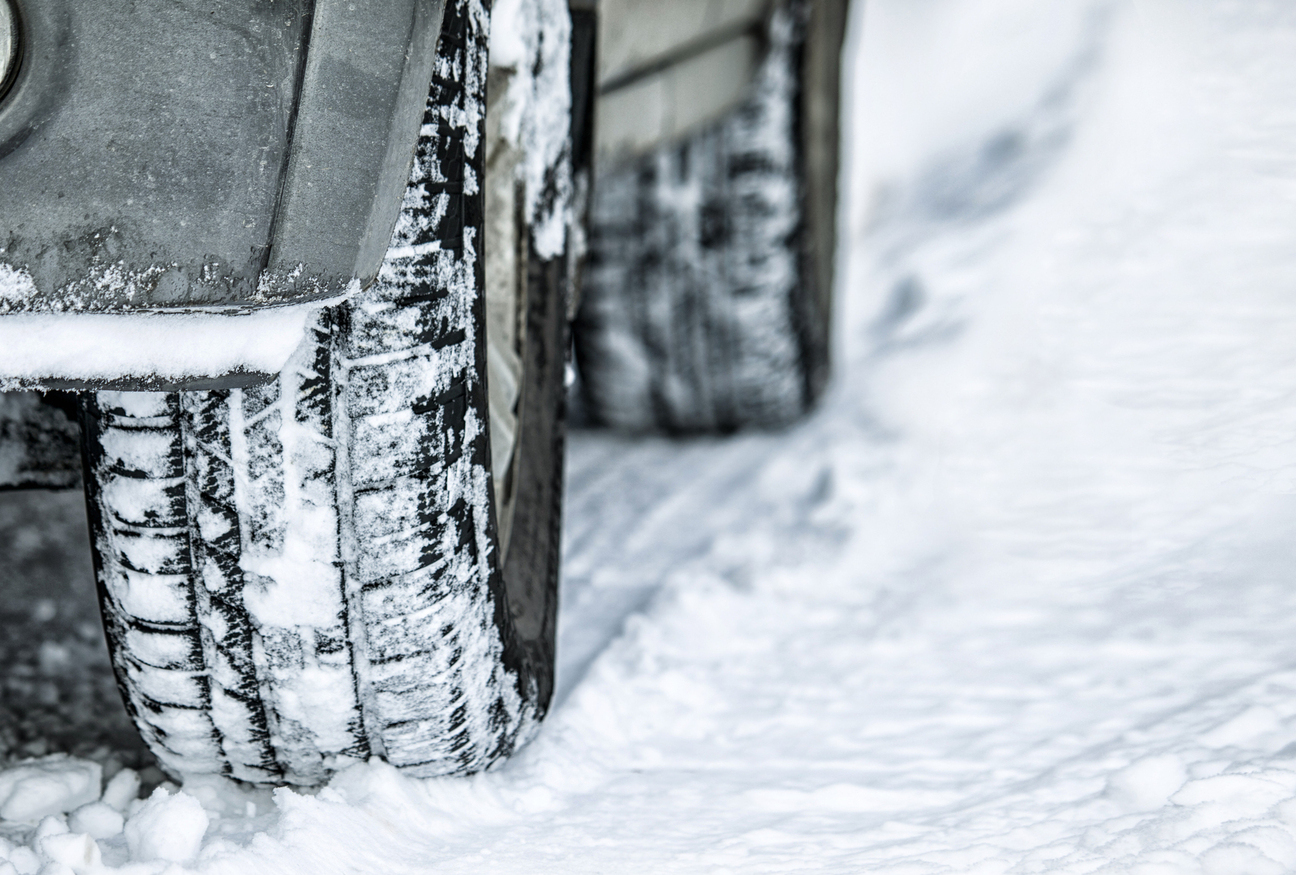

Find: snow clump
<box><xmin>488</xmin><ymin>0</ymin><xmax>572</xmax><ymax>258</ymax></box>
<box><xmin>122</xmin><ymin>787</ymin><xmax>209</xmax><ymax>864</ymax></box>
<box><xmin>0</xmin><ymin>757</ymin><xmax>100</xmax><ymax>823</ymax></box>
<box><xmin>68</xmin><ymin>802</ymin><xmax>124</xmax><ymax>841</ymax></box>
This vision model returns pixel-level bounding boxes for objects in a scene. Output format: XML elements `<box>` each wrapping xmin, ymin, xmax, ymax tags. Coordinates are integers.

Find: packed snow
<box><xmin>5</xmin><ymin>0</ymin><xmax>1296</xmax><ymax>871</ymax></box>
<box><xmin>0</xmin><ymin>301</ymin><xmax>343</xmax><ymax>390</ymax></box>
<box><xmin>487</xmin><ymin>0</ymin><xmax>573</xmax><ymax>259</ymax></box>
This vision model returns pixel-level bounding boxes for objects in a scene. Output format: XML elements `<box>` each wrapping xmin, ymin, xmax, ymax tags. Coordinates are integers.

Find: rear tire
<box><xmin>0</xmin><ymin>391</ymin><xmax>80</xmax><ymax>490</ymax></box>
<box><xmin>79</xmin><ymin>0</ymin><xmax>575</xmax><ymax>784</ymax></box>
<box><xmin>574</xmin><ymin>0</ymin><xmax>847</xmax><ymax>432</ymax></box>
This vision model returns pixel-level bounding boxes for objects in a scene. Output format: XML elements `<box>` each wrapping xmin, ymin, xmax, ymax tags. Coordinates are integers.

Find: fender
<box><xmin>0</xmin><ymin>0</ymin><xmax>445</xmax><ymax>318</ymax></box>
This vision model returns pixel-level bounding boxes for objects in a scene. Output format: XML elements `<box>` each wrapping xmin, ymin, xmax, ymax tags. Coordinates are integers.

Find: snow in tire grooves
<box><xmin>83</xmin><ymin>0</ymin><xmax>536</xmax><ymax>786</ymax></box>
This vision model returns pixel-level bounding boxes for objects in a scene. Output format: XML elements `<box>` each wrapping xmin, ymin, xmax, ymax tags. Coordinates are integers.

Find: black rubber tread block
<box><xmin>81</xmin><ymin>392</ymin><xmax>226</xmax><ymax>776</ymax></box>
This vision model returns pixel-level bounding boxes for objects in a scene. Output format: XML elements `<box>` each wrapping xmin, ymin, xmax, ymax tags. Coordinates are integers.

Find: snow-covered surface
<box><xmin>487</xmin><ymin>0</ymin><xmax>572</xmax><ymax>258</ymax></box>
<box><xmin>0</xmin><ymin>299</ymin><xmax>347</xmax><ymax>390</ymax></box>
<box><xmin>6</xmin><ymin>0</ymin><xmax>1296</xmax><ymax>871</ymax></box>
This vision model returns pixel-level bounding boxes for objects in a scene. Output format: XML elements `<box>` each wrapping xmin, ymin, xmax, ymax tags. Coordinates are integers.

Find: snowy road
<box><xmin>8</xmin><ymin>0</ymin><xmax>1296</xmax><ymax>871</ymax></box>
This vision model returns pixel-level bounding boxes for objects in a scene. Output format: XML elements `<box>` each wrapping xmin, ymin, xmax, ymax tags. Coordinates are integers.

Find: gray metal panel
<box><xmin>594</xmin><ymin>0</ymin><xmax>770</xmax><ymax>163</ymax></box>
<box><xmin>0</xmin><ymin>0</ymin><xmax>445</xmax><ymax>312</ymax></box>
<box><xmin>0</xmin><ymin>0</ymin><xmax>311</xmax><ymax>311</ymax></box>
<box><xmin>596</xmin><ymin>32</ymin><xmax>760</xmax><ymax>162</ymax></box>
<box><xmin>597</xmin><ymin>0</ymin><xmax>768</xmax><ymax>88</ymax></box>
<box><xmin>264</xmin><ymin>0</ymin><xmax>446</xmax><ymax>297</ymax></box>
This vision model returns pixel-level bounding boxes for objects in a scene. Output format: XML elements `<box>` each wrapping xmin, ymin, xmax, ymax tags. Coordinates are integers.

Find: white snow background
<box><xmin>6</xmin><ymin>0</ymin><xmax>1296</xmax><ymax>871</ymax></box>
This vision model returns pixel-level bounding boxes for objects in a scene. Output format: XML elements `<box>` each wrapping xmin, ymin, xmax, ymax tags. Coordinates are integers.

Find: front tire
<box><xmin>79</xmin><ymin>0</ymin><xmax>574</xmax><ymax>784</ymax></box>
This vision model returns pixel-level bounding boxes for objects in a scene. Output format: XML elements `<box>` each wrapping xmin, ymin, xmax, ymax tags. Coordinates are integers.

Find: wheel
<box><xmin>0</xmin><ymin>391</ymin><xmax>80</xmax><ymax>491</ymax></box>
<box><xmin>77</xmin><ymin>0</ymin><xmax>578</xmax><ymax>785</ymax></box>
<box><xmin>573</xmin><ymin>0</ymin><xmax>848</xmax><ymax>432</ymax></box>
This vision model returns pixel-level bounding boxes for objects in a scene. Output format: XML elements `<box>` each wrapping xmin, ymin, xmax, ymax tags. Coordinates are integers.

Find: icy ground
<box><xmin>6</xmin><ymin>0</ymin><xmax>1296</xmax><ymax>871</ymax></box>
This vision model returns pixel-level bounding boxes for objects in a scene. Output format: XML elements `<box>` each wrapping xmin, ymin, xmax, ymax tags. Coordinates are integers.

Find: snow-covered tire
<box><xmin>574</xmin><ymin>0</ymin><xmax>847</xmax><ymax>432</ymax></box>
<box><xmin>77</xmin><ymin>0</ymin><xmax>574</xmax><ymax>785</ymax></box>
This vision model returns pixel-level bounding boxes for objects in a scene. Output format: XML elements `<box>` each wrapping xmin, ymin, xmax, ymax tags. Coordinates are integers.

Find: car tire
<box><xmin>77</xmin><ymin>0</ymin><xmax>577</xmax><ymax>785</ymax></box>
<box><xmin>574</xmin><ymin>0</ymin><xmax>848</xmax><ymax>433</ymax></box>
<box><xmin>0</xmin><ymin>391</ymin><xmax>80</xmax><ymax>490</ymax></box>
